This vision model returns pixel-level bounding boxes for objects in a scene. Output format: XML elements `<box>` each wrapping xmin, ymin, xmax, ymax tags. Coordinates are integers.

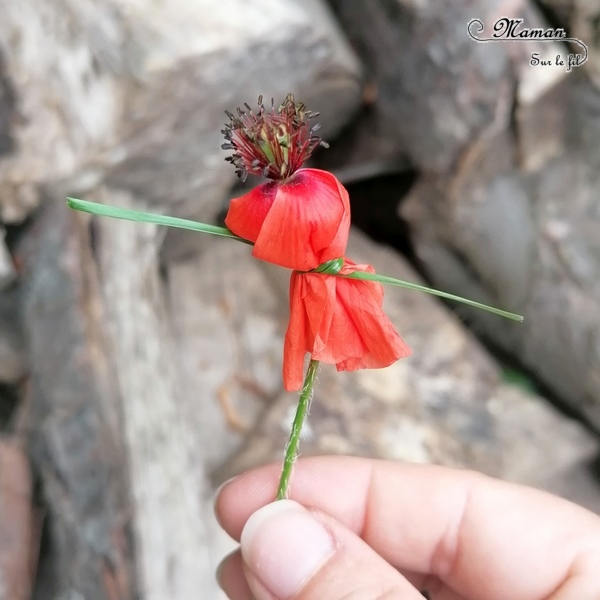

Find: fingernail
<box><xmin>215</xmin><ymin>476</ymin><xmax>238</xmax><ymax>499</ymax></box>
<box><xmin>214</xmin><ymin>476</ymin><xmax>238</xmax><ymax>528</ymax></box>
<box><xmin>240</xmin><ymin>500</ymin><xmax>334</xmax><ymax>598</ymax></box>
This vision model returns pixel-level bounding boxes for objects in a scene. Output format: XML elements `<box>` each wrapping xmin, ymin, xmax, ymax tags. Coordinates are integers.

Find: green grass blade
<box><xmin>67</xmin><ymin>197</ymin><xmax>524</xmax><ymax>322</ymax></box>
<box><xmin>342</xmin><ymin>271</ymin><xmax>524</xmax><ymax>322</ymax></box>
<box><xmin>67</xmin><ymin>197</ymin><xmax>251</xmax><ymax>244</ymax></box>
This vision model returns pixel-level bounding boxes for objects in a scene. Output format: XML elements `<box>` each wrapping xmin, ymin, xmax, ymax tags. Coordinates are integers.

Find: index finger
<box><xmin>215</xmin><ymin>456</ymin><xmax>600</xmax><ymax>599</ymax></box>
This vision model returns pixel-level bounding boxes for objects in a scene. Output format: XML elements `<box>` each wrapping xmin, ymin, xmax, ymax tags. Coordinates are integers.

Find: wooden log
<box><xmin>328</xmin><ymin>0</ymin><xmax>569</xmax><ymax>173</ymax></box>
<box><xmin>572</xmin><ymin>0</ymin><xmax>600</xmax><ymax>89</ymax></box>
<box><xmin>92</xmin><ymin>187</ymin><xmax>228</xmax><ymax>599</ymax></box>
<box><xmin>0</xmin><ymin>0</ymin><xmax>361</xmax><ymax>224</ymax></box>
<box><xmin>0</xmin><ymin>288</ymin><xmax>26</xmax><ymax>385</ymax></box>
<box><xmin>401</xmin><ymin>70</ymin><xmax>600</xmax><ymax>428</ymax></box>
<box><xmin>18</xmin><ymin>187</ymin><xmax>240</xmax><ymax>597</ymax></box>
<box><xmin>0</xmin><ymin>437</ymin><xmax>33</xmax><ymax>600</ymax></box>
<box><xmin>18</xmin><ymin>197</ymin><xmax>135</xmax><ymax>599</ymax></box>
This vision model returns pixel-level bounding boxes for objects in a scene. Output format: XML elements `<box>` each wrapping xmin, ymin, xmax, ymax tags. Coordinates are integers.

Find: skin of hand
<box><xmin>215</xmin><ymin>456</ymin><xmax>600</xmax><ymax>600</ymax></box>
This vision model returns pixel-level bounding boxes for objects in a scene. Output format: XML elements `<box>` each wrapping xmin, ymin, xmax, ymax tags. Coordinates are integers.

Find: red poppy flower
<box><xmin>283</xmin><ymin>259</ymin><xmax>412</xmax><ymax>391</ymax></box>
<box><xmin>221</xmin><ymin>95</ymin><xmax>350</xmax><ymax>271</ymax></box>
<box><xmin>225</xmin><ymin>168</ymin><xmax>350</xmax><ymax>271</ymax></box>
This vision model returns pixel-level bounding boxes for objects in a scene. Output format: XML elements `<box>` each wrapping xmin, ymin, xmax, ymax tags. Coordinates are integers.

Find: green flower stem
<box><xmin>276</xmin><ymin>359</ymin><xmax>319</xmax><ymax>500</ymax></box>
<box><xmin>66</xmin><ymin>197</ymin><xmax>523</xmax><ymax>322</ymax></box>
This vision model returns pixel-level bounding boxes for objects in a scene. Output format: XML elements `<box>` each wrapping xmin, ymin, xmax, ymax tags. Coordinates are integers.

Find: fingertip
<box><xmin>239</xmin><ymin>498</ymin><xmax>423</xmax><ymax>600</ymax></box>
<box><xmin>240</xmin><ymin>500</ymin><xmax>335</xmax><ymax>599</ymax></box>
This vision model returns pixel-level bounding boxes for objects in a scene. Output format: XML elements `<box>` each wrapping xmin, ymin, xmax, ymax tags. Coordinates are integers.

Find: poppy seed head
<box><xmin>222</xmin><ymin>94</ymin><xmax>328</xmax><ymax>181</ymax></box>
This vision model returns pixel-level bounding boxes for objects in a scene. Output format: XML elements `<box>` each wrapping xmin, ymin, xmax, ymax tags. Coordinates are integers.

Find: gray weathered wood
<box><xmin>0</xmin><ymin>0</ymin><xmax>362</xmax><ymax>224</ymax></box>
<box><xmin>0</xmin><ymin>228</ymin><xmax>15</xmax><ymax>290</ymax></box>
<box><xmin>18</xmin><ymin>197</ymin><xmax>135</xmax><ymax>599</ymax></box>
<box><xmin>402</xmin><ymin>73</ymin><xmax>600</xmax><ymax>429</ymax></box>
<box><xmin>0</xmin><ymin>437</ymin><xmax>33</xmax><ymax>600</ymax></box>
<box><xmin>0</xmin><ymin>287</ymin><xmax>26</xmax><ymax>384</ymax></box>
<box><xmin>573</xmin><ymin>0</ymin><xmax>600</xmax><ymax>89</ymax></box>
<box><xmin>94</xmin><ymin>187</ymin><xmax>229</xmax><ymax>599</ymax></box>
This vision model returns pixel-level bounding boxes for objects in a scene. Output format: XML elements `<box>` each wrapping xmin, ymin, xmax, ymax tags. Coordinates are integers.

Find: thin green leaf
<box><xmin>342</xmin><ymin>271</ymin><xmax>524</xmax><ymax>322</ymax></box>
<box><xmin>67</xmin><ymin>197</ymin><xmax>523</xmax><ymax>322</ymax></box>
<box><xmin>66</xmin><ymin>197</ymin><xmax>251</xmax><ymax>244</ymax></box>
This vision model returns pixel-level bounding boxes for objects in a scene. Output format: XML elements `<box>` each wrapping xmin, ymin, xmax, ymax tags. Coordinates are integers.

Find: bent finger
<box><xmin>216</xmin><ymin>456</ymin><xmax>600</xmax><ymax>599</ymax></box>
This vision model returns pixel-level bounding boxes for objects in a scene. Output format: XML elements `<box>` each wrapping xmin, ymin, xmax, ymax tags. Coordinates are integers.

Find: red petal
<box><xmin>333</xmin><ymin>275</ymin><xmax>412</xmax><ymax>371</ymax></box>
<box><xmin>224</xmin><ymin>182</ymin><xmax>276</xmax><ymax>243</ymax></box>
<box><xmin>283</xmin><ymin>272</ymin><xmax>309</xmax><ymax>391</ymax></box>
<box><xmin>284</xmin><ymin>260</ymin><xmax>411</xmax><ymax>388</ymax></box>
<box><xmin>252</xmin><ymin>169</ymin><xmax>350</xmax><ymax>271</ymax></box>
<box><xmin>283</xmin><ymin>271</ymin><xmax>335</xmax><ymax>391</ymax></box>
<box><xmin>334</xmin><ymin>261</ymin><xmax>411</xmax><ymax>370</ymax></box>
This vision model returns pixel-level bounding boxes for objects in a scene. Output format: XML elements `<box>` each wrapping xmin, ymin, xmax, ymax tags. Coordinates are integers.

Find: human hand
<box><xmin>215</xmin><ymin>456</ymin><xmax>600</xmax><ymax>599</ymax></box>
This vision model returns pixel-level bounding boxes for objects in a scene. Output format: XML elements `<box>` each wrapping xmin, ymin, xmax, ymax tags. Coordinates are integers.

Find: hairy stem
<box><xmin>276</xmin><ymin>359</ymin><xmax>319</xmax><ymax>500</ymax></box>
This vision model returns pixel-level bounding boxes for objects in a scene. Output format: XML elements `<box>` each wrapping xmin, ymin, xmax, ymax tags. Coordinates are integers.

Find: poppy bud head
<box><xmin>222</xmin><ymin>94</ymin><xmax>329</xmax><ymax>182</ymax></box>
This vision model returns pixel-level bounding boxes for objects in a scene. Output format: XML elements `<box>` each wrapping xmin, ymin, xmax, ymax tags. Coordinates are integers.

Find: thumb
<box><xmin>239</xmin><ymin>499</ymin><xmax>423</xmax><ymax>600</ymax></box>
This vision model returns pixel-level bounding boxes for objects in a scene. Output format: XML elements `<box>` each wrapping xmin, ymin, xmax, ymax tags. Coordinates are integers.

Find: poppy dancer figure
<box><xmin>67</xmin><ymin>94</ymin><xmax>523</xmax><ymax>504</ymax></box>
<box><xmin>221</xmin><ymin>95</ymin><xmax>413</xmax><ymax>499</ymax></box>
<box><xmin>222</xmin><ymin>95</ymin><xmax>410</xmax><ymax>388</ymax></box>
